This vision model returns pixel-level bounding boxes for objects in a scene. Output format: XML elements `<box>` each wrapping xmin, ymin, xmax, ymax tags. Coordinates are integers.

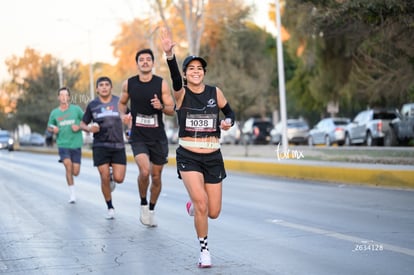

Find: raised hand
<box><xmin>160</xmin><ymin>27</ymin><xmax>176</xmax><ymax>56</ymax></box>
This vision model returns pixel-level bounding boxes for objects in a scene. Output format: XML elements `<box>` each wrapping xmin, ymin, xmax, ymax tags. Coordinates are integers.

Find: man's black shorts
<box><xmin>130</xmin><ymin>141</ymin><xmax>168</xmax><ymax>165</ymax></box>
<box><xmin>93</xmin><ymin>147</ymin><xmax>127</xmax><ymax>167</ymax></box>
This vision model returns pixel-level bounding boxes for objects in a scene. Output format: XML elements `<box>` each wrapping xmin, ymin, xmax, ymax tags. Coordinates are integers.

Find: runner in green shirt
<box><xmin>47</xmin><ymin>87</ymin><xmax>84</xmax><ymax>203</ymax></box>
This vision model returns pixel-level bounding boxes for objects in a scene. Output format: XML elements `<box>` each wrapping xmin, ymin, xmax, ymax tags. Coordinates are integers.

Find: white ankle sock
<box><xmin>69</xmin><ymin>185</ymin><xmax>75</xmax><ymax>196</ymax></box>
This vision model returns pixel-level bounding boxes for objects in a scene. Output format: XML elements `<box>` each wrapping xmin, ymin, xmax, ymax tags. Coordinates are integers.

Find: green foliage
<box><xmin>202</xmin><ymin>20</ymin><xmax>277</xmax><ymax>121</ymax></box>
<box><xmin>15</xmin><ymin>62</ymin><xmax>60</xmax><ymax>133</ymax></box>
<box><xmin>13</xmin><ymin>61</ymin><xmax>83</xmax><ymax>134</ymax></box>
<box><xmin>2</xmin><ymin>49</ymin><xmax>84</xmax><ymax>133</ymax></box>
<box><xmin>0</xmin><ymin>112</ymin><xmax>16</xmax><ymax>131</ymax></box>
<box><xmin>5</xmin><ymin>0</ymin><xmax>412</xmax><ymax>130</ymax></box>
<box><xmin>283</xmin><ymin>0</ymin><xmax>414</xmax><ymax>125</ymax></box>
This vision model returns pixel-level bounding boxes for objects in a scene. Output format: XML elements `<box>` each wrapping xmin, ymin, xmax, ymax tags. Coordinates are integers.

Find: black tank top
<box><xmin>127</xmin><ymin>75</ymin><xmax>167</xmax><ymax>142</ymax></box>
<box><xmin>177</xmin><ymin>85</ymin><xmax>221</xmax><ymax>138</ymax></box>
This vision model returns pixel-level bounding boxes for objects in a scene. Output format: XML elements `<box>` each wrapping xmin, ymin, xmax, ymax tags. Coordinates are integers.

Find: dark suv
<box><xmin>241</xmin><ymin>118</ymin><xmax>274</xmax><ymax>144</ymax></box>
<box><xmin>387</xmin><ymin>103</ymin><xmax>414</xmax><ymax>146</ymax></box>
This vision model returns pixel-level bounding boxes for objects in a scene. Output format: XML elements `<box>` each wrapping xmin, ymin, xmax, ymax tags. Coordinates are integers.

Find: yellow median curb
<box><xmin>222</xmin><ymin>159</ymin><xmax>414</xmax><ymax>189</ymax></box>
<box><xmin>22</xmin><ymin>147</ymin><xmax>414</xmax><ymax>190</ymax></box>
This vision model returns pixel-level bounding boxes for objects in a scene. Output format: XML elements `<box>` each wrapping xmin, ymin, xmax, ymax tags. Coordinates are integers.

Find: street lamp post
<box><xmin>275</xmin><ymin>0</ymin><xmax>288</xmax><ymax>152</ymax></box>
<box><xmin>87</xmin><ymin>30</ymin><xmax>94</xmax><ymax>100</ymax></box>
<box><xmin>57</xmin><ymin>60</ymin><xmax>63</xmax><ymax>87</ymax></box>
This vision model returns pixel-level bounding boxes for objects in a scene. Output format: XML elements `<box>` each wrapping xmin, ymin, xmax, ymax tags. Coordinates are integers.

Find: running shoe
<box><xmin>109</xmin><ymin>167</ymin><xmax>116</xmax><ymax>192</ymax></box>
<box><xmin>140</xmin><ymin>205</ymin><xmax>150</xmax><ymax>225</ymax></box>
<box><xmin>68</xmin><ymin>194</ymin><xmax>76</xmax><ymax>204</ymax></box>
<box><xmin>149</xmin><ymin>210</ymin><xmax>157</xmax><ymax>227</ymax></box>
<box><xmin>198</xmin><ymin>250</ymin><xmax>212</xmax><ymax>268</ymax></box>
<box><xmin>186</xmin><ymin>201</ymin><xmax>194</xmax><ymax>216</ymax></box>
<box><xmin>106</xmin><ymin>208</ymin><xmax>115</xmax><ymax>219</ymax></box>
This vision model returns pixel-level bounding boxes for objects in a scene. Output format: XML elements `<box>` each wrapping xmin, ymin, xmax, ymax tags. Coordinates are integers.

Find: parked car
<box><xmin>220</xmin><ymin>121</ymin><xmax>241</xmax><ymax>145</ymax></box>
<box><xmin>344</xmin><ymin>109</ymin><xmax>397</xmax><ymax>146</ymax></box>
<box><xmin>386</xmin><ymin>103</ymin><xmax>414</xmax><ymax>146</ymax></box>
<box><xmin>308</xmin><ymin>117</ymin><xmax>350</xmax><ymax>146</ymax></box>
<box><xmin>270</xmin><ymin>119</ymin><xmax>309</xmax><ymax>145</ymax></box>
<box><xmin>0</xmin><ymin>130</ymin><xmax>15</xmax><ymax>151</ymax></box>
<box><xmin>19</xmin><ymin>133</ymin><xmax>45</xmax><ymax>146</ymax></box>
<box><xmin>83</xmin><ymin>131</ymin><xmax>94</xmax><ymax>147</ymax></box>
<box><xmin>166</xmin><ymin>127</ymin><xmax>179</xmax><ymax>144</ymax></box>
<box><xmin>241</xmin><ymin>118</ymin><xmax>273</xmax><ymax>144</ymax></box>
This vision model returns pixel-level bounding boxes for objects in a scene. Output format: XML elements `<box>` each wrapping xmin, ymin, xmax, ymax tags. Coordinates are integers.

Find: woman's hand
<box><xmin>220</xmin><ymin>119</ymin><xmax>232</xmax><ymax>131</ymax></box>
<box><xmin>160</xmin><ymin>27</ymin><xmax>176</xmax><ymax>56</ymax></box>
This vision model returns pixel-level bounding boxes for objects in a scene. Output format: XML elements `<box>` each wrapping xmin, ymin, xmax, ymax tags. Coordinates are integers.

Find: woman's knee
<box><xmin>208</xmin><ymin>207</ymin><xmax>221</xmax><ymax>219</ymax></box>
<box><xmin>194</xmin><ymin>199</ymin><xmax>209</xmax><ymax>215</ymax></box>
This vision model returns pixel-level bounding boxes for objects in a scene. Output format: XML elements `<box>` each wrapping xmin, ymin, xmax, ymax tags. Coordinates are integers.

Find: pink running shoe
<box><xmin>186</xmin><ymin>201</ymin><xmax>194</xmax><ymax>216</ymax></box>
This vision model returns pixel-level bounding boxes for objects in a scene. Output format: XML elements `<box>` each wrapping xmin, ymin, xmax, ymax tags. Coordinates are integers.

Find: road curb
<box><xmin>167</xmin><ymin>155</ymin><xmax>414</xmax><ymax>189</ymax></box>
<box><xmin>222</xmin><ymin>159</ymin><xmax>414</xmax><ymax>189</ymax></box>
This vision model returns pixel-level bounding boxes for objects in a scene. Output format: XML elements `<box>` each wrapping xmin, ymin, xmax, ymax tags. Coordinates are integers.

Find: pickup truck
<box><xmin>385</xmin><ymin>103</ymin><xmax>414</xmax><ymax>146</ymax></box>
<box><xmin>344</xmin><ymin>109</ymin><xmax>397</xmax><ymax>146</ymax></box>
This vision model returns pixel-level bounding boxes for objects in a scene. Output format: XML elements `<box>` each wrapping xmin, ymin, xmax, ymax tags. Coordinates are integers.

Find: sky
<box><xmin>0</xmin><ymin>0</ymin><xmax>275</xmax><ymax>82</ymax></box>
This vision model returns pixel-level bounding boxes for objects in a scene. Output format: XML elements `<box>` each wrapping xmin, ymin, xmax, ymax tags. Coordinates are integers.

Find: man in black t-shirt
<box><xmin>80</xmin><ymin>76</ymin><xmax>127</xmax><ymax>220</ymax></box>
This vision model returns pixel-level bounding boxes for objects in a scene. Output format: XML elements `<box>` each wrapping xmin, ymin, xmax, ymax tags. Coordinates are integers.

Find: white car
<box><xmin>0</xmin><ymin>130</ymin><xmax>15</xmax><ymax>151</ymax></box>
<box><xmin>344</xmin><ymin>109</ymin><xmax>397</xmax><ymax>146</ymax></box>
<box><xmin>271</xmin><ymin>119</ymin><xmax>309</xmax><ymax>145</ymax></box>
<box><xmin>220</xmin><ymin>121</ymin><xmax>241</xmax><ymax>145</ymax></box>
<box><xmin>308</xmin><ymin>117</ymin><xmax>350</xmax><ymax>146</ymax></box>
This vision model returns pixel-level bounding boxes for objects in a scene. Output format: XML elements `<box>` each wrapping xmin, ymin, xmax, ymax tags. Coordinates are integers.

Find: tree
<box><xmin>201</xmin><ymin>7</ymin><xmax>277</xmax><ymax>121</ymax></box>
<box><xmin>0</xmin><ymin>80</ymin><xmax>20</xmax><ymax>130</ymax></box>
<box><xmin>112</xmin><ymin>18</ymin><xmax>160</xmax><ymax>77</ymax></box>
<box><xmin>3</xmin><ymin>48</ymin><xmax>85</xmax><ymax>133</ymax></box>
<box><xmin>155</xmin><ymin>0</ymin><xmax>206</xmax><ymax>55</ymax></box>
<box><xmin>5</xmin><ymin>48</ymin><xmax>44</xmax><ymax>87</ymax></box>
<box><xmin>15</xmin><ymin>61</ymin><xmax>60</xmax><ymax>133</ymax></box>
<box><xmin>211</xmin><ymin>28</ymin><xmax>276</xmax><ymax>120</ymax></box>
<box><xmin>0</xmin><ymin>82</ymin><xmax>19</xmax><ymax>115</ymax></box>
<box><xmin>1</xmin><ymin>48</ymin><xmax>46</xmax><ymax>130</ymax></box>
<box><xmin>283</xmin><ymin>0</ymin><xmax>414</xmax><ymax>123</ymax></box>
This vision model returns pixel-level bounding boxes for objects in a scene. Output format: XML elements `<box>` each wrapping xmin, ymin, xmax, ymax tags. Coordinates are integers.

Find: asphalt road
<box><xmin>1</xmin><ymin>151</ymin><xmax>414</xmax><ymax>275</ymax></box>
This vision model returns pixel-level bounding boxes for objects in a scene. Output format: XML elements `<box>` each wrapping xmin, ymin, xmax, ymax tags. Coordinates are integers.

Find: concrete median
<box><xmin>19</xmin><ymin>145</ymin><xmax>414</xmax><ymax>190</ymax></box>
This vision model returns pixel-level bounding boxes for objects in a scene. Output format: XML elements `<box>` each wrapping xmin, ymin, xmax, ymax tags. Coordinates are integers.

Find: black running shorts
<box><xmin>130</xmin><ymin>141</ymin><xmax>168</xmax><ymax>165</ymax></box>
<box><xmin>92</xmin><ymin>147</ymin><xmax>127</xmax><ymax>167</ymax></box>
<box><xmin>176</xmin><ymin>146</ymin><xmax>226</xmax><ymax>184</ymax></box>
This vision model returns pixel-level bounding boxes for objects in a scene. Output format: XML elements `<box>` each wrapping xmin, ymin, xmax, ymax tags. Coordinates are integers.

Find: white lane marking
<box><xmin>269</xmin><ymin>219</ymin><xmax>414</xmax><ymax>257</ymax></box>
